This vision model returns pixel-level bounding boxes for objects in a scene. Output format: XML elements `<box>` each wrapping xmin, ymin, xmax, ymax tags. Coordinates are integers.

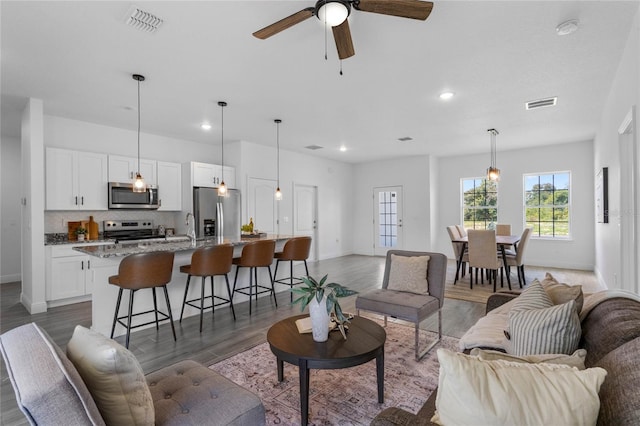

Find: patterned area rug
<box><xmin>210</xmin><ymin>318</ymin><xmax>459</xmax><ymax>425</ymax></box>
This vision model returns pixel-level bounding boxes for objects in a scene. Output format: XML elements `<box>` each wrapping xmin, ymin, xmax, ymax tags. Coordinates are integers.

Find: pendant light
<box><xmin>274</xmin><ymin>119</ymin><xmax>283</xmax><ymax>200</ymax></box>
<box><xmin>132</xmin><ymin>74</ymin><xmax>146</xmax><ymax>192</ymax></box>
<box><xmin>217</xmin><ymin>101</ymin><xmax>227</xmax><ymax>196</ymax></box>
<box><xmin>487</xmin><ymin>128</ymin><xmax>500</xmax><ymax>182</ymax></box>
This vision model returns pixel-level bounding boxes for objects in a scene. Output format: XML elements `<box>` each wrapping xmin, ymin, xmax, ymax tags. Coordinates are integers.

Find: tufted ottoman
<box><xmin>147</xmin><ymin>360</ymin><xmax>265</xmax><ymax>425</ymax></box>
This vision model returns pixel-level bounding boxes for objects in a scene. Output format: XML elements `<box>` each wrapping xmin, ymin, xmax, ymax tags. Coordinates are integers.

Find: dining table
<box><xmin>452</xmin><ymin>234</ymin><xmax>521</xmax><ymax>289</ymax></box>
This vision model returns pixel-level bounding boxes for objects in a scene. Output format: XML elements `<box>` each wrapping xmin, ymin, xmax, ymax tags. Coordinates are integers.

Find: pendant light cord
<box><xmin>137</xmin><ymin>78</ymin><xmax>141</xmax><ymax>174</ymax></box>
<box><xmin>276</xmin><ymin>121</ymin><xmax>280</xmax><ymax>187</ymax></box>
<box><xmin>221</xmin><ymin>104</ymin><xmax>224</xmax><ymax>181</ymax></box>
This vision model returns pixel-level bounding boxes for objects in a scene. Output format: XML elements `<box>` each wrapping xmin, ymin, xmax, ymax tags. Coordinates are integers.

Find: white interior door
<box><xmin>247</xmin><ymin>177</ymin><xmax>277</xmax><ymax>234</ymax></box>
<box><xmin>619</xmin><ymin>107</ymin><xmax>638</xmax><ymax>293</ymax></box>
<box><xmin>374</xmin><ymin>186</ymin><xmax>403</xmax><ymax>256</ymax></box>
<box><xmin>293</xmin><ymin>183</ymin><xmax>318</xmax><ymax>261</ymax></box>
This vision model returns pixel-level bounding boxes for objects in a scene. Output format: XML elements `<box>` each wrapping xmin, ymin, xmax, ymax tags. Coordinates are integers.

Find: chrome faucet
<box><xmin>186</xmin><ymin>212</ymin><xmax>196</xmax><ymax>244</ymax></box>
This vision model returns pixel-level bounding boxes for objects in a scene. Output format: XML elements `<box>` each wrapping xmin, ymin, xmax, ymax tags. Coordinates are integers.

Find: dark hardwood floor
<box><xmin>1</xmin><ymin>254</ymin><xmax>485</xmax><ymax>425</ymax></box>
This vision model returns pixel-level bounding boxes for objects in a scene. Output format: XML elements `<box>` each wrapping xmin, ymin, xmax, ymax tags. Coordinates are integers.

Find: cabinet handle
<box><xmin>81</xmin><ymin>260</ymin><xmax>84</xmax><ymax>270</ymax></box>
<box><xmin>75</xmin><ymin>196</ymin><xmax>78</xmax><ymax>205</ymax></box>
<box><xmin>87</xmin><ymin>260</ymin><xmax>90</xmax><ymax>270</ymax></box>
<box><xmin>81</xmin><ymin>196</ymin><xmax>84</xmax><ymax>205</ymax></box>
<box><xmin>159</xmin><ymin>199</ymin><xmax>162</xmax><ymax>207</ymax></box>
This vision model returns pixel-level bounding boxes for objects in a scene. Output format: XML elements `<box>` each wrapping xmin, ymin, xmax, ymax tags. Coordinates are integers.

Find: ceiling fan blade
<box><xmin>355</xmin><ymin>0</ymin><xmax>433</xmax><ymax>20</ymax></box>
<box><xmin>332</xmin><ymin>20</ymin><xmax>355</xmax><ymax>60</ymax></box>
<box><xmin>253</xmin><ymin>7</ymin><xmax>315</xmax><ymax>39</ymax></box>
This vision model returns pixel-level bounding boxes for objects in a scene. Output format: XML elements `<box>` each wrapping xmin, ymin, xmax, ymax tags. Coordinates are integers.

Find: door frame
<box><xmin>618</xmin><ymin>106</ymin><xmax>638</xmax><ymax>293</ymax></box>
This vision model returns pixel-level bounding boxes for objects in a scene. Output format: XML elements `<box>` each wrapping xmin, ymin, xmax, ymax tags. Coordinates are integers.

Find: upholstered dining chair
<box><xmin>455</xmin><ymin>224</ymin><xmax>467</xmax><ymax>237</ymax></box>
<box><xmin>467</xmin><ymin>229</ymin><xmax>509</xmax><ymax>292</ymax></box>
<box><xmin>355</xmin><ymin>250</ymin><xmax>447</xmax><ymax>361</ymax></box>
<box><xmin>506</xmin><ymin>227</ymin><xmax>533</xmax><ymax>288</ymax></box>
<box><xmin>446</xmin><ymin>226</ymin><xmax>468</xmax><ymax>283</ymax></box>
<box><xmin>495</xmin><ymin>223</ymin><xmax>512</xmax><ymax>236</ymax></box>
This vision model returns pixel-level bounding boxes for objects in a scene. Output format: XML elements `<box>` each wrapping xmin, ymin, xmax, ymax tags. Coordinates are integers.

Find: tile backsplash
<box><xmin>45</xmin><ymin>210</ymin><xmax>179</xmax><ymax>234</ymax></box>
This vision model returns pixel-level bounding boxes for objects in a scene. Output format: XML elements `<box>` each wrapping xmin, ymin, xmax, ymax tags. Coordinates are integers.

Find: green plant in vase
<box><xmin>292</xmin><ymin>274</ymin><xmax>357</xmax><ymax>340</ymax></box>
<box><xmin>76</xmin><ymin>227</ymin><xmax>87</xmax><ymax>241</ymax></box>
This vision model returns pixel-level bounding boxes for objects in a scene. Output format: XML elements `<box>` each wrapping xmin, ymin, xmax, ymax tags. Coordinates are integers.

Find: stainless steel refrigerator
<box><xmin>193</xmin><ymin>187</ymin><xmax>241</xmax><ymax>241</ymax></box>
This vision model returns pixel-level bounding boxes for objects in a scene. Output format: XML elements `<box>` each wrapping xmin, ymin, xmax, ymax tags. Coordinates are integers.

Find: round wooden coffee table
<box><xmin>267</xmin><ymin>314</ymin><xmax>386</xmax><ymax>426</ymax></box>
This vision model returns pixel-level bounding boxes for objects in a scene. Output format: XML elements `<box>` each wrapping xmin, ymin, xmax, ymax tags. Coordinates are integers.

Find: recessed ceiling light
<box><xmin>556</xmin><ymin>19</ymin><xmax>579</xmax><ymax>36</ymax></box>
<box><xmin>339</xmin><ymin>145</ymin><xmax>347</xmax><ymax>152</ymax></box>
<box><xmin>439</xmin><ymin>91</ymin><xmax>455</xmax><ymax>100</ymax></box>
<box><xmin>201</xmin><ymin>123</ymin><xmax>212</xmax><ymax>130</ymax></box>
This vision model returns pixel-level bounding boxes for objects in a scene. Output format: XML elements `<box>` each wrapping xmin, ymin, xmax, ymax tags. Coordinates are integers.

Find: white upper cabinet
<box><xmin>46</xmin><ymin>147</ymin><xmax>108</xmax><ymax>210</ymax></box>
<box><xmin>157</xmin><ymin>161</ymin><xmax>182</xmax><ymax>211</ymax></box>
<box><xmin>191</xmin><ymin>161</ymin><xmax>235</xmax><ymax>189</ymax></box>
<box><xmin>108</xmin><ymin>155</ymin><xmax>157</xmax><ymax>185</ymax></box>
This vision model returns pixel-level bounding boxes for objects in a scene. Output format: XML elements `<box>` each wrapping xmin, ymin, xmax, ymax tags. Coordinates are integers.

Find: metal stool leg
<box><xmin>111</xmin><ymin>288</ymin><xmax>124</xmax><ymax>339</ymax></box>
<box><xmin>268</xmin><ymin>266</ymin><xmax>277</xmax><ymax>306</ymax></box>
<box><xmin>225</xmin><ymin>274</ymin><xmax>236</xmax><ymax>320</ymax></box>
<box><xmin>125</xmin><ymin>289</ymin><xmax>135</xmax><ymax>349</ymax></box>
<box><xmin>179</xmin><ymin>275</ymin><xmax>192</xmax><ymax>322</ymax></box>
<box><xmin>200</xmin><ymin>276</ymin><xmax>206</xmax><ymax>332</ymax></box>
<box><xmin>162</xmin><ymin>285</ymin><xmax>177</xmax><ymax>341</ymax></box>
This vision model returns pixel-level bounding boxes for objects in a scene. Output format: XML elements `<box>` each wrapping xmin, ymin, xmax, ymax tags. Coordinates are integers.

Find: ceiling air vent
<box><xmin>125</xmin><ymin>6</ymin><xmax>164</xmax><ymax>33</ymax></box>
<box><xmin>525</xmin><ymin>97</ymin><xmax>557</xmax><ymax>110</ymax></box>
<box><xmin>398</xmin><ymin>136</ymin><xmax>413</xmax><ymax>142</ymax></box>
<box><xmin>305</xmin><ymin>145</ymin><xmax>324</xmax><ymax>150</ymax></box>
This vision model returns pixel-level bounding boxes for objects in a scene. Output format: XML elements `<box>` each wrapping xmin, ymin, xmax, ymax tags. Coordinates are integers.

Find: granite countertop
<box><xmin>73</xmin><ymin>234</ymin><xmax>294</xmax><ymax>258</ymax></box>
<box><xmin>45</xmin><ymin>233</ymin><xmax>115</xmax><ymax>246</ymax></box>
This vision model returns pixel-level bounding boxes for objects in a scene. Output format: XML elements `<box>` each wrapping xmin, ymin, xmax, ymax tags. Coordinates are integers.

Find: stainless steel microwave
<box><xmin>108</xmin><ymin>182</ymin><xmax>159</xmax><ymax>209</ymax></box>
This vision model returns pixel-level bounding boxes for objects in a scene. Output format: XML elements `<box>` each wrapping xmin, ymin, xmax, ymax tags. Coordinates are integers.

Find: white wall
<box><xmin>593</xmin><ymin>5</ymin><xmax>640</xmax><ymax>290</ymax></box>
<box><xmin>235</xmin><ymin>140</ymin><xmax>354</xmax><ymax>261</ymax></box>
<box><xmin>1</xmin><ymin>136</ymin><xmax>22</xmax><ymax>283</ymax></box>
<box><xmin>434</xmin><ymin>140</ymin><xmax>595</xmax><ymax>270</ymax></box>
<box><xmin>353</xmin><ymin>155</ymin><xmax>432</xmax><ymax>255</ymax></box>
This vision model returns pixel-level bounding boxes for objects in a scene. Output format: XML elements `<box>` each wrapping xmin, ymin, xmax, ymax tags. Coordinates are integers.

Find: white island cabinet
<box><xmin>45</xmin><ymin>147</ymin><xmax>108</xmax><ymax>210</ymax></box>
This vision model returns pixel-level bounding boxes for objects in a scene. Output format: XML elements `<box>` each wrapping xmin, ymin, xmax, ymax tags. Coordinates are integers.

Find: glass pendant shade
<box><xmin>133</xmin><ymin>173</ymin><xmax>146</xmax><ymax>192</ymax></box>
<box><xmin>275</xmin><ymin>187</ymin><xmax>282</xmax><ymax>201</ymax></box>
<box><xmin>132</xmin><ymin>74</ymin><xmax>146</xmax><ymax>192</ymax></box>
<box><xmin>317</xmin><ymin>1</ymin><xmax>349</xmax><ymax>26</ymax></box>
<box><xmin>218</xmin><ymin>181</ymin><xmax>227</xmax><ymax>196</ymax></box>
<box><xmin>487</xmin><ymin>128</ymin><xmax>500</xmax><ymax>182</ymax></box>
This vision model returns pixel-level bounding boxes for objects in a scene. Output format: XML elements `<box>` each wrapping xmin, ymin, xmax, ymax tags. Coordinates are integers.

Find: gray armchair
<box><xmin>355</xmin><ymin>250</ymin><xmax>447</xmax><ymax>361</ymax></box>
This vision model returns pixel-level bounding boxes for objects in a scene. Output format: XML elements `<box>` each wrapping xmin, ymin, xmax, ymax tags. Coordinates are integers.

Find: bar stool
<box><xmin>179</xmin><ymin>244</ymin><xmax>235</xmax><ymax>332</ymax></box>
<box><xmin>109</xmin><ymin>251</ymin><xmax>176</xmax><ymax>349</ymax></box>
<box><xmin>232</xmin><ymin>240</ymin><xmax>277</xmax><ymax>315</ymax></box>
<box><xmin>273</xmin><ymin>236</ymin><xmax>311</xmax><ymax>301</ymax></box>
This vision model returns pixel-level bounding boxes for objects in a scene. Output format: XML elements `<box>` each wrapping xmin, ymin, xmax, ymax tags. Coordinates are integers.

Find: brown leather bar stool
<box><xmin>273</xmin><ymin>236</ymin><xmax>312</xmax><ymax>301</ymax></box>
<box><xmin>179</xmin><ymin>244</ymin><xmax>235</xmax><ymax>332</ymax></box>
<box><xmin>232</xmin><ymin>239</ymin><xmax>277</xmax><ymax>315</ymax></box>
<box><xmin>109</xmin><ymin>251</ymin><xmax>176</xmax><ymax>349</ymax></box>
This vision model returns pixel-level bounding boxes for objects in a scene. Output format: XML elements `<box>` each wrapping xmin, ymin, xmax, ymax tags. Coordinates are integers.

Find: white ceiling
<box><xmin>2</xmin><ymin>1</ymin><xmax>637</xmax><ymax>163</ymax></box>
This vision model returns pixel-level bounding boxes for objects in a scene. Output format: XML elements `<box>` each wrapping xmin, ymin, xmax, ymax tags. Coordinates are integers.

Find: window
<box><xmin>462</xmin><ymin>178</ymin><xmax>498</xmax><ymax>229</ymax></box>
<box><xmin>378</xmin><ymin>190</ymin><xmax>398</xmax><ymax>248</ymax></box>
<box><xmin>524</xmin><ymin>172</ymin><xmax>570</xmax><ymax>238</ymax></box>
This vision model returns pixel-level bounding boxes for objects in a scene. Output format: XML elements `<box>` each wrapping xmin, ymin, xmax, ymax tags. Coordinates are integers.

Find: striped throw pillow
<box><xmin>508</xmin><ymin>300</ymin><xmax>581</xmax><ymax>355</ymax></box>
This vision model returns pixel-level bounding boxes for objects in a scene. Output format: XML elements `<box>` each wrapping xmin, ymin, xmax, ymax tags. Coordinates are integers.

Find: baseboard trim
<box><xmin>1</xmin><ymin>273</ymin><xmax>21</xmax><ymax>284</ymax></box>
<box><xmin>20</xmin><ymin>293</ymin><xmax>47</xmax><ymax>314</ymax></box>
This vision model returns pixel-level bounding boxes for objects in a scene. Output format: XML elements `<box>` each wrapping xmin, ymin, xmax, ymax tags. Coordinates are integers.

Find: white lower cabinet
<box><xmin>46</xmin><ymin>244</ymin><xmax>109</xmax><ymax>306</ymax></box>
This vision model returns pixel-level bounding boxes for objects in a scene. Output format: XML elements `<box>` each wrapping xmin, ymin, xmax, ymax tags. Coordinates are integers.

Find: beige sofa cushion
<box><xmin>432</xmin><ymin>349</ymin><xmax>606</xmax><ymax>426</ymax></box>
<box><xmin>470</xmin><ymin>348</ymin><xmax>587</xmax><ymax>370</ymax></box>
<box><xmin>540</xmin><ymin>272</ymin><xmax>584</xmax><ymax>312</ymax></box>
<box><xmin>387</xmin><ymin>254</ymin><xmax>430</xmax><ymax>295</ymax></box>
<box><xmin>66</xmin><ymin>326</ymin><xmax>154</xmax><ymax>426</ymax></box>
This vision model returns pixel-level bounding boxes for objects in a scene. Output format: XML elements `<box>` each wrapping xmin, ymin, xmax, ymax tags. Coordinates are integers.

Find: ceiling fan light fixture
<box><xmin>316</xmin><ymin>0</ymin><xmax>350</xmax><ymax>26</ymax></box>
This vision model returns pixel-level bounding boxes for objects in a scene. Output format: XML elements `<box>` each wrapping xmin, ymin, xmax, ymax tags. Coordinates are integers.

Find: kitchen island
<box><xmin>75</xmin><ymin>235</ymin><xmax>294</xmax><ymax>337</ymax></box>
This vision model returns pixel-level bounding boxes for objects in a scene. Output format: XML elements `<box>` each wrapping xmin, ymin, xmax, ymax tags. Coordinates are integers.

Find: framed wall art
<box><xmin>596</xmin><ymin>167</ymin><xmax>609</xmax><ymax>223</ymax></box>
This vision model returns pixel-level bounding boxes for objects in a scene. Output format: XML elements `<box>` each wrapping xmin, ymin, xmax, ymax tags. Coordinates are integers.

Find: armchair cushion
<box><xmin>387</xmin><ymin>254</ymin><xmax>430</xmax><ymax>295</ymax></box>
<box><xmin>66</xmin><ymin>325</ymin><xmax>154</xmax><ymax>426</ymax></box>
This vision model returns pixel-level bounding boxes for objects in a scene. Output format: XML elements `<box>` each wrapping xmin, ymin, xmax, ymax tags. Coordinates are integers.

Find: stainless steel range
<box><xmin>103</xmin><ymin>219</ymin><xmax>160</xmax><ymax>243</ymax></box>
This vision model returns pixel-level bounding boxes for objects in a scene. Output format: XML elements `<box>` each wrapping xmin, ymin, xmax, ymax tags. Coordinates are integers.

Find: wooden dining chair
<box><xmin>467</xmin><ymin>230</ymin><xmax>508</xmax><ymax>292</ymax></box>
<box><xmin>446</xmin><ymin>226</ymin><xmax>467</xmax><ymax>283</ymax></box>
<box><xmin>495</xmin><ymin>224</ymin><xmax>512</xmax><ymax>236</ymax></box>
<box><xmin>506</xmin><ymin>227</ymin><xmax>533</xmax><ymax>288</ymax></box>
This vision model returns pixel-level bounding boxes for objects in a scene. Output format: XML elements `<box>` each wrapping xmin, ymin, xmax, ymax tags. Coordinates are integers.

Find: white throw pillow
<box><xmin>66</xmin><ymin>325</ymin><xmax>154</xmax><ymax>426</ymax></box>
<box><xmin>470</xmin><ymin>348</ymin><xmax>587</xmax><ymax>370</ymax></box>
<box><xmin>386</xmin><ymin>254</ymin><xmax>430</xmax><ymax>295</ymax></box>
<box><xmin>432</xmin><ymin>349</ymin><xmax>607</xmax><ymax>426</ymax></box>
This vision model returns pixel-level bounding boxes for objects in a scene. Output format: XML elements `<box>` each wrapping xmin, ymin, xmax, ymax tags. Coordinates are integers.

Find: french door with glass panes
<box><xmin>373</xmin><ymin>186</ymin><xmax>403</xmax><ymax>256</ymax></box>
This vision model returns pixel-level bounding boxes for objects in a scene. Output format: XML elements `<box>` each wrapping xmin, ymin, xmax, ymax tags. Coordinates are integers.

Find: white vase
<box><xmin>309</xmin><ymin>296</ymin><xmax>330</xmax><ymax>342</ymax></box>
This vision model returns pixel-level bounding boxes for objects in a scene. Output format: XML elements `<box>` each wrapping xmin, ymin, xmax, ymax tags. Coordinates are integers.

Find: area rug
<box><xmin>209</xmin><ymin>319</ymin><xmax>459</xmax><ymax>425</ymax></box>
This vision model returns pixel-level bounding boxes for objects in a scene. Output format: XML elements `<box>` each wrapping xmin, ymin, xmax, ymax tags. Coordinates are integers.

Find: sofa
<box><xmin>372</xmin><ymin>290</ymin><xmax>640</xmax><ymax>426</ymax></box>
<box><xmin>0</xmin><ymin>322</ymin><xmax>266</xmax><ymax>425</ymax></box>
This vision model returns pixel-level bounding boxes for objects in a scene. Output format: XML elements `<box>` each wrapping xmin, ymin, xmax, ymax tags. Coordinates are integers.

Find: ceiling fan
<box><xmin>253</xmin><ymin>0</ymin><xmax>434</xmax><ymax>60</ymax></box>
